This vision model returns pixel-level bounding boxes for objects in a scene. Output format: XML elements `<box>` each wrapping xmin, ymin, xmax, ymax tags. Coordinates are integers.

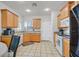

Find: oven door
<box><xmin>56</xmin><ymin>35</ymin><xmax>63</xmax><ymax>56</ymax></box>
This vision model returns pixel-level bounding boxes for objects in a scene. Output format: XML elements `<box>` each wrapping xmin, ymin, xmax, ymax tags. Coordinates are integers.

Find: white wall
<box><xmin>51</xmin><ymin>11</ymin><xmax>59</xmax><ymax>47</ymax></box>
<box><xmin>41</xmin><ymin>16</ymin><xmax>52</xmax><ymax>41</ymax></box>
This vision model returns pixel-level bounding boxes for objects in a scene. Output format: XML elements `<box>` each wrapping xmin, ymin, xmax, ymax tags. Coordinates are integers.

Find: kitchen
<box><xmin>0</xmin><ymin>1</ymin><xmax>79</xmax><ymax>57</ymax></box>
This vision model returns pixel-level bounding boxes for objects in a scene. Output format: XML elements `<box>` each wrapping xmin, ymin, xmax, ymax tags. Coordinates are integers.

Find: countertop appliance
<box><xmin>64</xmin><ymin>28</ymin><xmax>70</xmax><ymax>36</ymax></box>
<box><xmin>58</xmin><ymin>29</ymin><xmax>64</xmax><ymax>36</ymax></box>
<box><xmin>70</xmin><ymin>4</ymin><xmax>79</xmax><ymax>57</ymax></box>
<box><xmin>2</xmin><ymin>28</ymin><xmax>15</xmax><ymax>35</ymax></box>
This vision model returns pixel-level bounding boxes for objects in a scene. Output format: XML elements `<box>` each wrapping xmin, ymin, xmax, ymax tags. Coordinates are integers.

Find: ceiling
<box><xmin>1</xmin><ymin>1</ymin><xmax>67</xmax><ymax>16</ymax></box>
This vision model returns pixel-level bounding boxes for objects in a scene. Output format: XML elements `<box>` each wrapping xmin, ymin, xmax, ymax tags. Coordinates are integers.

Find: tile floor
<box><xmin>16</xmin><ymin>41</ymin><xmax>61</xmax><ymax>57</ymax></box>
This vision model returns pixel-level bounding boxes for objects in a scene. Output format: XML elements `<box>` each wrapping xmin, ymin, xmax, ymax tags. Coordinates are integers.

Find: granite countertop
<box><xmin>15</xmin><ymin>31</ymin><xmax>41</xmax><ymax>35</ymax></box>
<box><xmin>26</xmin><ymin>31</ymin><xmax>40</xmax><ymax>33</ymax></box>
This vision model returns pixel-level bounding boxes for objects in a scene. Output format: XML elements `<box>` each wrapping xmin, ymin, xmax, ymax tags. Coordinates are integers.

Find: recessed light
<box><xmin>25</xmin><ymin>9</ymin><xmax>31</xmax><ymax>12</ymax></box>
<box><xmin>44</xmin><ymin>8</ymin><xmax>50</xmax><ymax>11</ymax></box>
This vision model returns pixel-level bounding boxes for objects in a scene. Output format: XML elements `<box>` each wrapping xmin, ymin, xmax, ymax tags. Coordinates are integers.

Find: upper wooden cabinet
<box><xmin>13</xmin><ymin>13</ymin><xmax>18</xmax><ymax>27</ymax></box>
<box><xmin>33</xmin><ymin>18</ymin><xmax>41</xmax><ymax>29</ymax></box>
<box><xmin>1</xmin><ymin>9</ymin><xmax>18</xmax><ymax>28</ymax></box>
<box><xmin>58</xmin><ymin>1</ymin><xmax>75</xmax><ymax>20</ymax></box>
<box><xmin>57</xmin><ymin>1</ymin><xmax>75</xmax><ymax>28</ymax></box>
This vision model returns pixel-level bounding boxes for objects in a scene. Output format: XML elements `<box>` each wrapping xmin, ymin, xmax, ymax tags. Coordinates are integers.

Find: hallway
<box><xmin>16</xmin><ymin>41</ymin><xmax>61</xmax><ymax>57</ymax></box>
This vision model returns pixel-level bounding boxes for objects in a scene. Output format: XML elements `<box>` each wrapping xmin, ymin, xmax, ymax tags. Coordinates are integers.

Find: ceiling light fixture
<box><xmin>32</xmin><ymin>2</ymin><xmax>37</xmax><ymax>7</ymax></box>
<box><xmin>25</xmin><ymin>9</ymin><xmax>31</xmax><ymax>12</ymax></box>
<box><xmin>44</xmin><ymin>8</ymin><xmax>50</xmax><ymax>11</ymax></box>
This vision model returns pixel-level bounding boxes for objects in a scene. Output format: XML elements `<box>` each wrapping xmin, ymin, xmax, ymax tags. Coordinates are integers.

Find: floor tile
<box><xmin>16</xmin><ymin>41</ymin><xmax>61</xmax><ymax>57</ymax></box>
<box><xmin>35</xmin><ymin>53</ymin><xmax>41</xmax><ymax>57</ymax></box>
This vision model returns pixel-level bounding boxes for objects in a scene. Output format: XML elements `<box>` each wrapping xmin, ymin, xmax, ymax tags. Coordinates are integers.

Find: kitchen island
<box><xmin>23</xmin><ymin>31</ymin><xmax>41</xmax><ymax>44</ymax></box>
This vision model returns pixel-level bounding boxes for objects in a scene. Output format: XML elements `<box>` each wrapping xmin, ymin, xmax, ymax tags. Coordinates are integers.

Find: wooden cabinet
<box><xmin>0</xmin><ymin>36</ymin><xmax>1</xmax><ymax>41</ymax></box>
<box><xmin>59</xmin><ymin>1</ymin><xmax>75</xmax><ymax>20</ymax></box>
<box><xmin>1</xmin><ymin>35</ymin><xmax>12</xmax><ymax>47</ymax></box>
<box><xmin>31</xmin><ymin>33</ymin><xmax>40</xmax><ymax>42</ymax></box>
<box><xmin>0</xmin><ymin>10</ymin><xmax>1</xmax><ymax>29</ymax></box>
<box><xmin>23</xmin><ymin>33</ymin><xmax>31</xmax><ymax>43</ymax></box>
<box><xmin>57</xmin><ymin>1</ymin><xmax>75</xmax><ymax>28</ymax></box>
<box><xmin>57</xmin><ymin>15</ymin><xmax>61</xmax><ymax>28</ymax></box>
<box><xmin>13</xmin><ymin>14</ymin><xmax>18</xmax><ymax>27</ymax></box>
<box><xmin>63</xmin><ymin>37</ymin><xmax>70</xmax><ymax>57</ymax></box>
<box><xmin>59</xmin><ymin>4</ymin><xmax>69</xmax><ymax>20</ymax></box>
<box><xmin>23</xmin><ymin>33</ymin><xmax>40</xmax><ymax>43</ymax></box>
<box><xmin>1</xmin><ymin>9</ymin><xmax>18</xmax><ymax>28</ymax></box>
<box><xmin>33</xmin><ymin>18</ymin><xmax>41</xmax><ymax>29</ymax></box>
<box><xmin>54</xmin><ymin>32</ymin><xmax>58</xmax><ymax>47</ymax></box>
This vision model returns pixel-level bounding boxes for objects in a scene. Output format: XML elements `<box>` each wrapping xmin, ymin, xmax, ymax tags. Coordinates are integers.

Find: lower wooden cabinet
<box><xmin>54</xmin><ymin>32</ymin><xmax>58</xmax><ymax>47</ymax></box>
<box><xmin>23</xmin><ymin>33</ymin><xmax>40</xmax><ymax>43</ymax></box>
<box><xmin>23</xmin><ymin>33</ymin><xmax>31</xmax><ymax>43</ymax></box>
<box><xmin>1</xmin><ymin>35</ymin><xmax>12</xmax><ymax>47</ymax></box>
<box><xmin>0</xmin><ymin>36</ymin><xmax>1</xmax><ymax>41</ymax></box>
<box><xmin>31</xmin><ymin>33</ymin><xmax>40</xmax><ymax>42</ymax></box>
<box><xmin>63</xmin><ymin>37</ymin><xmax>70</xmax><ymax>57</ymax></box>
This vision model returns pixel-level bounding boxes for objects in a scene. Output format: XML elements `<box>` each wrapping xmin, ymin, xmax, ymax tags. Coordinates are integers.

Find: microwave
<box><xmin>64</xmin><ymin>28</ymin><xmax>70</xmax><ymax>36</ymax></box>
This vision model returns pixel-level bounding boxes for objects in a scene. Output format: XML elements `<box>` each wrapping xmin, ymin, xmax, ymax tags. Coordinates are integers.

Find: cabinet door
<box><xmin>7</xmin><ymin>11</ymin><xmax>14</xmax><ymax>27</ymax></box>
<box><xmin>31</xmin><ymin>33</ymin><xmax>40</xmax><ymax>42</ymax></box>
<box><xmin>23</xmin><ymin>33</ymin><xmax>30</xmax><ymax>43</ymax></box>
<box><xmin>1</xmin><ymin>36</ymin><xmax>11</xmax><ymax>47</ymax></box>
<box><xmin>59</xmin><ymin>1</ymin><xmax>75</xmax><ymax>20</ymax></box>
<box><xmin>1</xmin><ymin>9</ymin><xmax>18</xmax><ymax>28</ymax></box>
<box><xmin>33</xmin><ymin>19</ymin><xmax>41</xmax><ymax>29</ymax></box>
<box><xmin>1</xmin><ymin>10</ymin><xmax>7</xmax><ymax>28</ymax></box>
<box><xmin>37</xmin><ymin>20</ymin><xmax>41</xmax><ymax>29</ymax></box>
<box><xmin>33</xmin><ymin>20</ymin><xmax>37</xmax><ymax>29</ymax></box>
<box><xmin>54</xmin><ymin>32</ymin><xmax>58</xmax><ymax>47</ymax></box>
<box><xmin>63</xmin><ymin>39</ymin><xmax>70</xmax><ymax>57</ymax></box>
<box><xmin>13</xmin><ymin>14</ymin><xmax>18</xmax><ymax>28</ymax></box>
<box><xmin>0</xmin><ymin>36</ymin><xmax>1</xmax><ymax>41</ymax></box>
<box><xmin>60</xmin><ymin>5</ymin><xmax>69</xmax><ymax>20</ymax></box>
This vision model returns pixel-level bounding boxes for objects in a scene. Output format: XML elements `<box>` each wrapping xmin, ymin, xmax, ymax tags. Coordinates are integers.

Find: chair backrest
<box><xmin>9</xmin><ymin>35</ymin><xmax>20</xmax><ymax>52</ymax></box>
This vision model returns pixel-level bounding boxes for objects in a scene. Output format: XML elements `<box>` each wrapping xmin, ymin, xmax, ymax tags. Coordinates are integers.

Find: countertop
<box><xmin>15</xmin><ymin>31</ymin><xmax>41</xmax><ymax>35</ymax></box>
<box><xmin>25</xmin><ymin>31</ymin><xmax>40</xmax><ymax>33</ymax></box>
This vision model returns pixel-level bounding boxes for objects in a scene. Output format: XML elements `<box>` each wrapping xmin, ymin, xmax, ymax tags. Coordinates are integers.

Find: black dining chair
<box><xmin>8</xmin><ymin>35</ymin><xmax>20</xmax><ymax>57</ymax></box>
